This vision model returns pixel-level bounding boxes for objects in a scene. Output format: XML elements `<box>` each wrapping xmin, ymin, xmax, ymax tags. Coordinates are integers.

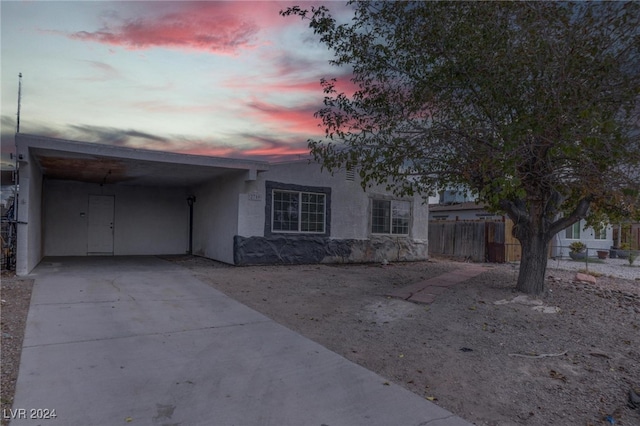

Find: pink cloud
<box><xmin>167</xmin><ymin>134</ymin><xmax>310</xmax><ymax>161</ymax></box>
<box><xmin>270</xmin><ymin>74</ymin><xmax>359</xmax><ymax>97</ymax></box>
<box><xmin>245</xmin><ymin>99</ymin><xmax>322</xmax><ymax>135</ymax></box>
<box><xmin>223</xmin><ymin>67</ymin><xmax>359</xmax><ymax>99</ymax></box>
<box><xmin>71</xmin><ymin>17</ymin><xmax>257</xmax><ymax>53</ymax></box>
<box><xmin>66</xmin><ymin>121</ymin><xmax>311</xmax><ymax>161</ymax></box>
<box><xmin>62</xmin><ymin>2</ymin><xmax>300</xmax><ymax>54</ymax></box>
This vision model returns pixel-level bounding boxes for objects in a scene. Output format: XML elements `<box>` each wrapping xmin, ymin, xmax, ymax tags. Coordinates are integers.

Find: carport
<box><xmin>15</xmin><ymin>134</ymin><xmax>269</xmax><ymax>275</ymax></box>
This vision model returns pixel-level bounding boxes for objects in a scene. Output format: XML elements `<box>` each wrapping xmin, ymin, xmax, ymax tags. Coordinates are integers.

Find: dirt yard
<box><xmin>0</xmin><ymin>273</ymin><xmax>33</xmax><ymax>426</ymax></box>
<box><xmin>2</xmin><ymin>257</ymin><xmax>639</xmax><ymax>426</ymax></box>
<box><xmin>173</xmin><ymin>256</ymin><xmax>640</xmax><ymax>426</ymax></box>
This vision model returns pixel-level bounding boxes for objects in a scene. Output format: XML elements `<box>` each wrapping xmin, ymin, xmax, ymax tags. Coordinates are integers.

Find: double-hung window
<box><xmin>272</xmin><ymin>190</ymin><xmax>326</xmax><ymax>233</ymax></box>
<box><xmin>371</xmin><ymin>199</ymin><xmax>410</xmax><ymax>235</ymax></box>
<box><xmin>565</xmin><ymin>222</ymin><xmax>581</xmax><ymax>239</ymax></box>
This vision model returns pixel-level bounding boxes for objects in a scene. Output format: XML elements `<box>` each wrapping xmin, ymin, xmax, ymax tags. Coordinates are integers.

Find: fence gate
<box><xmin>485</xmin><ymin>221</ymin><xmax>505</xmax><ymax>263</ymax></box>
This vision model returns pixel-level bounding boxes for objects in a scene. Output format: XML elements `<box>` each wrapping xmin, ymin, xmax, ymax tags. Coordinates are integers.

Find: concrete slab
<box><xmin>11</xmin><ymin>256</ymin><xmax>472</xmax><ymax>426</ymax></box>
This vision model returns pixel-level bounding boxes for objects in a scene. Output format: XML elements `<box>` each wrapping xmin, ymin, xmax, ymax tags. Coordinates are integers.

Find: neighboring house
<box><xmin>14</xmin><ymin>134</ymin><xmax>429</xmax><ymax>275</ymax></box>
<box><xmin>428</xmin><ymin>200</ymin><xmax>520</xmax><ymax>262</ymax></box>
<box><xmin>552</xmin><ymin>220</ymin><xmax>613</xmax><ymax>258</ymax></box>
<box><xmin>430</xmin><ymin>188</ymin><xmax>614</xmax><ymax>259</ymax></box>
<box><xmin>429</xmin><ymin>201</ymin><xmax>505</xmax><ymax>222</ymax></box>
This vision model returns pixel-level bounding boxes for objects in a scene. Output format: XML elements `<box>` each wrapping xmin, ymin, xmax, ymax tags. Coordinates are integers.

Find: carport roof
<box><xmin>16</xmin><ymin>134</ymin><xmax>270</xmax><ymax>187</ymax></box>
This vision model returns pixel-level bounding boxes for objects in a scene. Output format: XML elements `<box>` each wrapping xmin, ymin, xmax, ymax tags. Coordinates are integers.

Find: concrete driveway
<box><xmin>11</xmin><ymin>256</ymin><xmax>471</xmax><ymax>426</ymax></box>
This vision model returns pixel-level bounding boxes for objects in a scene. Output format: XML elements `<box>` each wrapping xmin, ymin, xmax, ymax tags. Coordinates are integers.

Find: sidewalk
<box><xmin>10</xmin><ymin>256</ymin><xmax>472</xmax><ymax>426</ymax></box>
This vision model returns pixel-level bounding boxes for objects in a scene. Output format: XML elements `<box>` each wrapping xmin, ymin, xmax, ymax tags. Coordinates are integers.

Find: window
<box><xmin>594</xmin><ymin>225</ymin><xmax>607</xmax><ymax>240</ymax></box>
<box><xmin>371</xmin><ymin>199</ymin><xmax>410</xmax><ymax>235</ymax></box>
<box><xmin>272</xmin><ymin>190</ymin><xmax>326</xmax><ymax>233</ymax></box>
<box><xmin>565</xmin><ymin>222</ymin><xmax>581</xmax><ymax>239</ymax></box>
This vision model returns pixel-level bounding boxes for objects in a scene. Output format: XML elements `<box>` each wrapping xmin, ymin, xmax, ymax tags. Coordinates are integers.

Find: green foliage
<box><xmin>283</xmin><ymin>1</ymin><xmax>640</xmax><ymax>220</ymax></box>
<box><xmin>283</xmin><ymin>1</ymin><xmax>640</xmax><ymax>293</ymax></box>
<box><xmin>569</xmin><ymin>241</ymin><xmax>587</xmax><ymax>253</ymax></box>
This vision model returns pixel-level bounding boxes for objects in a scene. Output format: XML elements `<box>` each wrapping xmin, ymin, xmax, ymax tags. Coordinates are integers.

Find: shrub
<box><xmin>569</xmin><ymin>241</ymin><xmax>587</xmax><ymax>253</ymax></box>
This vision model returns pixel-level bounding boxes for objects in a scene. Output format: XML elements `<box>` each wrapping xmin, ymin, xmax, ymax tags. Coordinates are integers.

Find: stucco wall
<box><xmin>16</xmin><ymin>153</ymin><xmax>43</xmax><ymax>275</ymax></box>
<box><xmin>243</xmin><ymin>161</ymin><xmax>428</xmax><ymax>240</ymax></box>
<box><xmin>192</xmin><ymin>171</ymin><xmax>249</xmax><ymax>264</ymax></box>
<box><xmin>253</xmin><ymin>162</ymin><xmax>370</xmax><ymax>239</ymax></box>
<box><xmin>232</xmin><ymin>161</ymin><xmax>429</xmax><ymax>264</ymax></box>
<box><xmin>43</xmin><ymin>180</ymin><xmax>189</xmax><ymax>256</ymax></box>
<box><xmin>553</xmin><ymin>220</ymin><xmax>613</xmax><ymax>257</ymax></box>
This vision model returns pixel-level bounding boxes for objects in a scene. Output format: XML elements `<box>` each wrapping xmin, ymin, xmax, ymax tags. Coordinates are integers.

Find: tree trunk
<box><xmin>501</xmin><ymin>195</ymin><xmax>590</xmax><ymax>295</ymax></box>
<box><xmin>516</xmin><ymin>232</ymin><xmax>550</xmax><ymax>295</ymax></box>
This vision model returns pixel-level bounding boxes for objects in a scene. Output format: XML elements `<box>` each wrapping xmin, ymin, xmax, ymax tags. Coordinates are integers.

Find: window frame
<box><xmin>594</xmin><ymin>225</ymin><xmax>607</xmax><ymax>240</ymax></box>
<box><xmin>264</xmin><ymin>181</ymin><xmax>331</xmax><ymax>237</ymax></box>
<box><xmin>370</xmin><ymin>198</ymin><xmax>411</xmax><ymax>236</ymax></box>
<box><xmin>271</xmin><ymin>189</ymin><xmax>326</xmax><ymax>234</ymax></box>
<box><xmin>565</xmin><ymin>221</ymin><xmax>581</xmax><ymax>240</ymax></box>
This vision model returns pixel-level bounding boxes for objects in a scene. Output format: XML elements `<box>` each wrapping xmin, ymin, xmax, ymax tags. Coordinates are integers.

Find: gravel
<box><xmin>547</xmin><ymin>257</ymin><xmax>640</xmax><ymax>280</ymax></box>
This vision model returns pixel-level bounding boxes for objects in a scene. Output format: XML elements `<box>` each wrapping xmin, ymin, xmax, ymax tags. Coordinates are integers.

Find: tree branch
<box><xmin>548</xmin><ymin>197</ymin><xmax>593</xmax><ymax>237</ymax></box>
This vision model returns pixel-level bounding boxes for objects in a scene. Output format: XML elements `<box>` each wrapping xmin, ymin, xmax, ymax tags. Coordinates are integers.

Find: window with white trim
<box><xmin>272</xmin><ymin>190</ymin><xmax>326</xmax><ymax>233</ymax></box>
<box><xmin>371</xmin><ymin>199</ymin><xmax>410</xmax><ymax>235</ymax></box>
<box><xmin>565</xmin><ymin>222</ymin><xmax>581</xmax><ymax>239</ymax></box>
<box><xmin>594</xmin><ymin>225</ymin><xmax>607</xmax><ymax>240</ymax></box>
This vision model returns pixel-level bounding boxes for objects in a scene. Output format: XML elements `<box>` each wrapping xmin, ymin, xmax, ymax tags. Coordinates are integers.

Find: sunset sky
<box><xmin>0</xmin><ymin>1</ymin><xmax>355</xmax><ymax>167</ymax></box>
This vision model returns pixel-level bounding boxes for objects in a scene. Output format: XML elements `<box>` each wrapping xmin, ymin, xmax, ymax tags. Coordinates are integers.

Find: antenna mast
<box><xmin>16</xmin><ymin>73</ymin><xmax>22</xmax><ymax>133</ymax></box>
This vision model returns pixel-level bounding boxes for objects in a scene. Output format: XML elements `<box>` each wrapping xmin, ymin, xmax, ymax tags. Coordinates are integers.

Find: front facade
<box><xmin>15</xmin><ymin>134</ymin><xmax>428</xmax><ymax>275</ymax></box>
<box><xmin>220</xmin><ymin>160</ymin><xmax>428</xmax><ymax>265</ymax></box>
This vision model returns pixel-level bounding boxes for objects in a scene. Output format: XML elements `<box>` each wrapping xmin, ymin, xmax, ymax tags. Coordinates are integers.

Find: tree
<box><xmin>282</xmin><ymin>1</ymin><xmax>640</xmax><ymax>294</ymax></box>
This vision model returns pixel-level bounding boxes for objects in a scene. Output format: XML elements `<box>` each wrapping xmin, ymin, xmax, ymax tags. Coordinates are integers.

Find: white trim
<box><xmin>271</xmin><ymin>189</ymin><xmax>326</xmax><ymax>234</ymax></box>
<box><xmin>371</xmin><ymin>199</ymin><xmax>411</xmax><ymax>236</ymax></box>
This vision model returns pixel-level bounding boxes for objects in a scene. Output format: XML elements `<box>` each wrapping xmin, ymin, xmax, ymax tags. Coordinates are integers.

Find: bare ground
<box><xmin>173</xmin><ymin>256</ymin><xmax>640</xmax><ymax>426</ymax></box>
<box><xmin>1</xmin><ymin>257</ymin><xmax>639</xmax><ymax>426</ymax></box>
<box><xmin>0</xmin><ymin>273</ymin><xmax>33</xmax><ymax>426</ymax></box>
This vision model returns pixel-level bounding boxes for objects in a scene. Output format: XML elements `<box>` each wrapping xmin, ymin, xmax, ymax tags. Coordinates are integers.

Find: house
<box><xmin>551</xmin><ymin>220</ymin><xmax>613</xmax><ymax>258</ymax></box>
<box><xmin>14</xmin><ymin>134</ymin><xmax>429</xmax><ymax>275</ymax></box>
<box><xmin>429</xmin><ymin>201</ymin><xmax>505</xmax><ymax>222</ymax></box>
<box><xmin>429</xmin><ymin>188</ymin><xmax>615</xmax><ymax>260</ymax></box>
<box><xmin>427</xmin><ymin>200</ymin><xmax>520</xmax><ymax>262</ymax></box>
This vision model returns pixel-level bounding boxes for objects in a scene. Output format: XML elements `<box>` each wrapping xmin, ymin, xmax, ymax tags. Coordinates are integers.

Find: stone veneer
<box><xmin>233</xmin><ymin>235</ymin><xmax>428</xmax><ymax>265</ymax></box>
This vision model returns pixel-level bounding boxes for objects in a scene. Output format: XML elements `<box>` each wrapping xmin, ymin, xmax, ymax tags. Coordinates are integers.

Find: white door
<box><xmin>88</xmin><ymin>195</ymin><xmax>114</xmax><ymax>254</ymax></box>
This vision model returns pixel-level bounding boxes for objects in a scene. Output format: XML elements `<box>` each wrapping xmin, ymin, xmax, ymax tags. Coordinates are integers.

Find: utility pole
<box><xmin>10</xmin><ymin>73</ymin><xmax>23</xmax><ymax>270</ymax></box>
<box><xmin>16</xmin><ymin>73</ymin><xmax>22</xmax><ymax>133</ymax></box>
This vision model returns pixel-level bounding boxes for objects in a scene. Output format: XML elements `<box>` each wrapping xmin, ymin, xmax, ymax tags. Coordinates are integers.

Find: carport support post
<box><xmin>187</xmin><ymin>196</ymin><xmax>196</xmax><ymax>255</ymax></box>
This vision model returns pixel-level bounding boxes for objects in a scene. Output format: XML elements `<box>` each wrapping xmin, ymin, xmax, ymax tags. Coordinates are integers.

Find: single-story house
<box><xmin>14</xmin><ymin>134</ymin><xmax>429</xmax><ymax>275</ymax></box>
<box><xmin>551</xmin><ymin>219</ymin><xmax>613</xmax><ymax>258</ymax></box>
<box><xmin>429</xmin><ymin>197</ymin><xmax>614</xmax><ymax>258</ymax></box>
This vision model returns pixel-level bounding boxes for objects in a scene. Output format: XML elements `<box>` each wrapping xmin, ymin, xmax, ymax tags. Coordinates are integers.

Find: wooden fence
<box><xmin>428</xmin><ymin>219</ymin><xmax>521</xmax><ymax>263</ymax></box>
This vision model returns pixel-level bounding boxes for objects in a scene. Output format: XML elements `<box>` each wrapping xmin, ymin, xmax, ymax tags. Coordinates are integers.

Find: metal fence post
<box><xmin>585</xmin><ymin>247</ymin><xmax>589</xmax><ymax>272</ymax></box>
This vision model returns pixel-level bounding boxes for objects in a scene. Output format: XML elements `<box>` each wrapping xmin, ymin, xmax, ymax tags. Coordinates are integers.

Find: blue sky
<box><xmin>1</xmin><ymin>1</ymin><xmax>355</xmax><ymax>168</ymax></box>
